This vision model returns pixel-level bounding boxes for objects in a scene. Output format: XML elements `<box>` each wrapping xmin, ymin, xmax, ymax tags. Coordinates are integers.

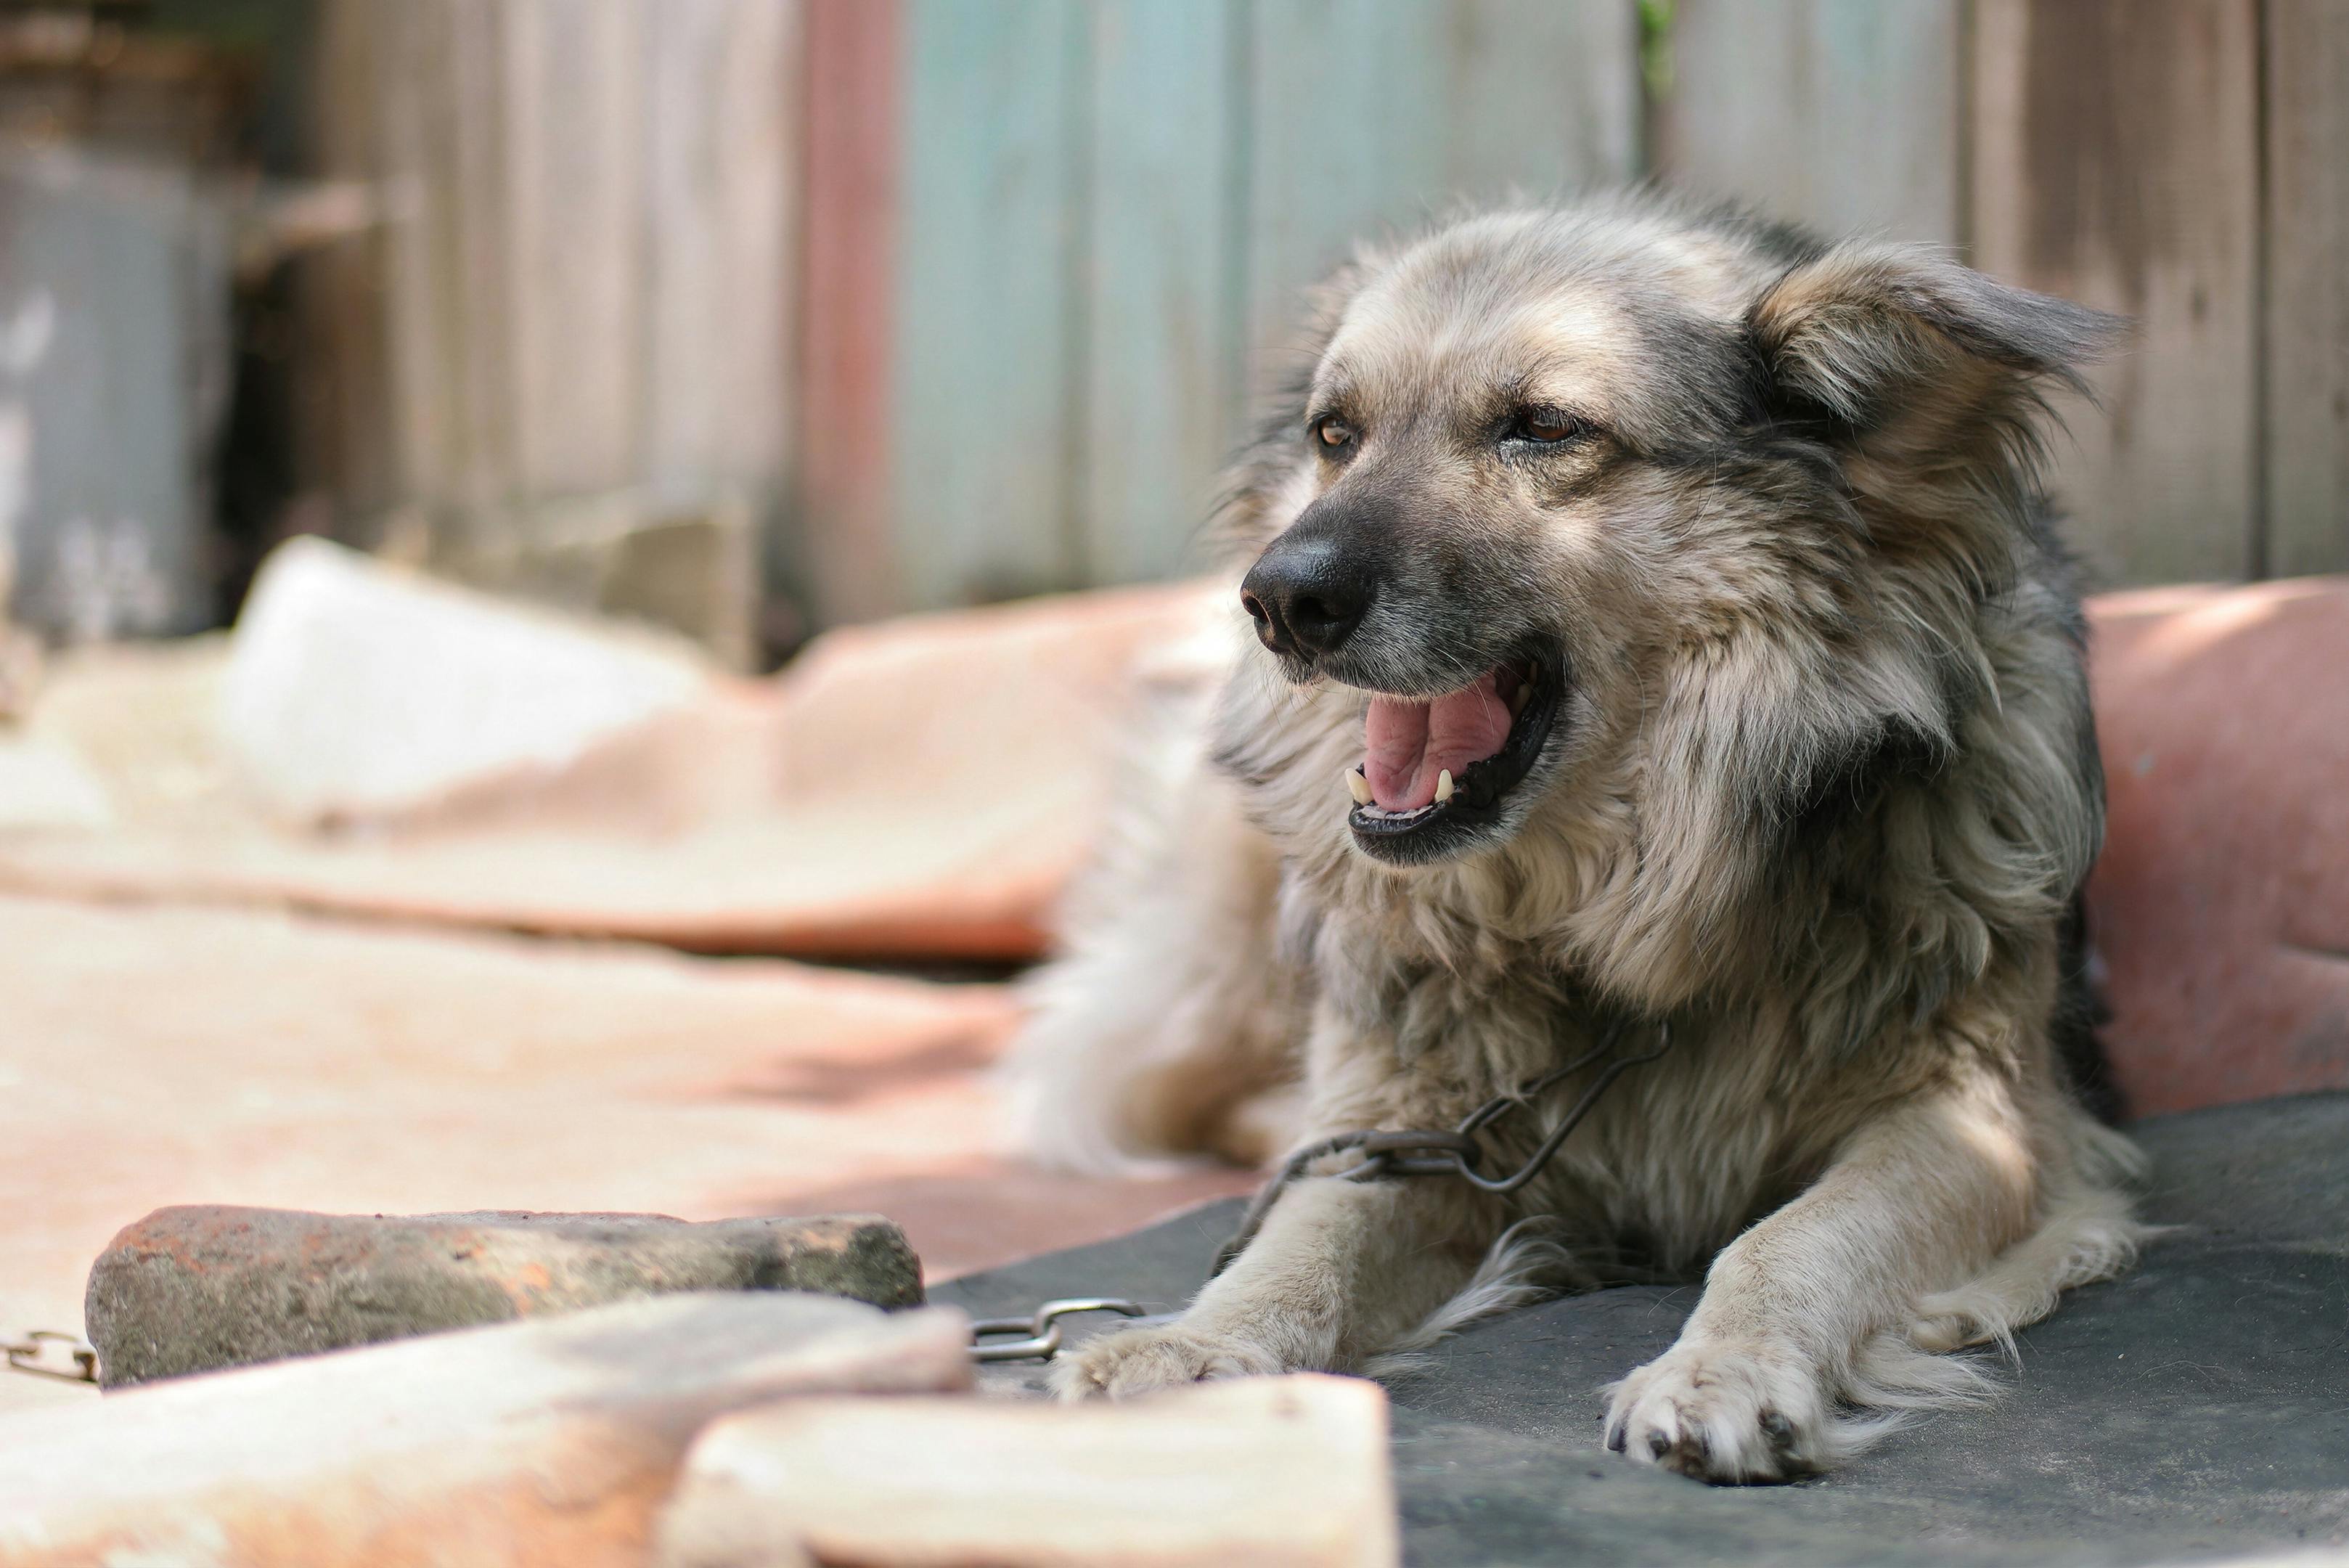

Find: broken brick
<box><xmin>86</xmin><ymin>1204</ymin><xmax>923</xmax><ymax>1387</ymax></box>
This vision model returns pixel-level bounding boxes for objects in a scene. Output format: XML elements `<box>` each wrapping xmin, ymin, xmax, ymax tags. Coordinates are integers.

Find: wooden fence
<box><xmin>305</xmin><ymin>0</ymin><xmax>2348</xmax><ymax>646</ymax></box>
<box><xmin>306</xmin><ymin>0</ymin><xmax>797</xmax><ymax>663</ymax></box>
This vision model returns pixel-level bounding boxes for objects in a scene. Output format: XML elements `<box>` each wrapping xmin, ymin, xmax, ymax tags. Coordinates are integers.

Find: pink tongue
<box><xmin>1363</xmin><ymin>671</ymin><xmax>1513</xmax><ymax>811</ymax></box>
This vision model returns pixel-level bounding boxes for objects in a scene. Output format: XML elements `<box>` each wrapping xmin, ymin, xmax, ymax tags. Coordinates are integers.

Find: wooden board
<box><xmin>1079</xmin><ymin>0</ymin><xmax>1248</xmax><ymax>585</ymax></box>
<box><xmin>368</xmin><ymin>0</ymin><xmax>517</xmax><ymax>523</ymax></box>
<box><xmin>794</xmin><ymin>0</ymin><xmax>902</xmax><ymax>627</ymax></box>
<box><xmin>2263</xmin><ymin>0</ymin><xmax>2349</xmax><ymax>579</ymax></box>
<box><xmin>638</xmin><ymin>0</ymin><xmax>796</xmax><ymax>497</ymax></box>
<box><xmin>888</xmin><ymin>0</ymin><xmax>1089</xmax><ymax>609</ymax></box>
<box><xmin>1660</xmin><ymin>0</ymin><xmax>1963</xmax><ymax>248</ymax></box>
<box><xmin>1970</xmin><ymin>0</ymin><xmax>2261</xmax><ymax>588</ymax></box>
<box><xmin>1242</xmin><ymin>0</ymin><xmax>1641</xmax><ymax>393</ymax></box>
<box><xmin>502</xmin><ymin>0</ymin><xmax>645</xmax><ymax>502</ymax></box>
<box><xmin>306</xmin><ymin>0</ymin><xmax>799</xmax><ymax>656</ymax></box>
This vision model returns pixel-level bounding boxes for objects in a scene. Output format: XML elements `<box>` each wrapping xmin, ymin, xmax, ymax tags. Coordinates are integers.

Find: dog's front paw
<box><xmin>1603</xmin><ymin>1339</ymin><xmax>1831</xmax><ymax>1482</ymax></box>
<box><xmin>1050</xmin><ymin>1323</ymin><xmax>1283</xmax><ymax>1401</ymax></box>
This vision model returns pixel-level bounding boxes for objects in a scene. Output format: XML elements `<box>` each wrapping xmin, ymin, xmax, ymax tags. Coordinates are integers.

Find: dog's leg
<box><xmin>1053</xmin><ymin>1169</ymin><xmax>1498</xmax><ymax>1398</ymax></box>
<box><xmin>1604</xmin><ymin>1063</ymin><xmax>2108</xmax><ymax>1482</ymax></box>
<box><xmin>1907</xmin><ymin>1110</ymin><xmax>2146</xmax><ymax>1352</ymax></box>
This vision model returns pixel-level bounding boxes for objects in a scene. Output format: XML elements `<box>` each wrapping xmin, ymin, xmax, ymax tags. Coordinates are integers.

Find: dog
<box><xmin>1008</xmin><ymin>192</ymin><xmax>2148</xmax><ymax>1483</ymax></box>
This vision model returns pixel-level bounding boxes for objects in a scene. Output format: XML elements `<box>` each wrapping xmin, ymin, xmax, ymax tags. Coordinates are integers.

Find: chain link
<box><xmin>1212</xmin><ymin>1021</ymin><xmax>1672</xmax><ymax>1275</ymax></box>
<box><xmin>968</xmin><ymin>1298</ymin><xmax>1178</xmax><ymax>1362</ymax></box>
<box><xmin>5</xmin><ymin>1331</ymin><xmax>97</xmax><ymax>1385</ymax></box>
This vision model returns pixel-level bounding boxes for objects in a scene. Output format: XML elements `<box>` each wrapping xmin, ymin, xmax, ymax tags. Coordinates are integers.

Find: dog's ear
<box><xmin>1748</xmin><ymin>242</ymin><xmax>2122</xmax><ymax>476</ymax></box>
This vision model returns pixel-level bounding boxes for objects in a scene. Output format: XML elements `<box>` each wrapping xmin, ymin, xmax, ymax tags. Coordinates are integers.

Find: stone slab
<box><xmin>86</xmin><ymin>1205</ymin><xmax>924</xmax><ymax>1387</ymax></box>
<box><xmin>655</xmin><ymin>1374</ymin><xmax>1398</xmax><ymax>1568</ymax></box>
<box><xmin>0</xmin><ymin>1292</ymin><xmax>973</xmax><ymax>1568</ymax></box>
<box><xmin>931</xmin><ymin>1093</ymin><xmax>2349</xmax><ymax>1567</ymax></box>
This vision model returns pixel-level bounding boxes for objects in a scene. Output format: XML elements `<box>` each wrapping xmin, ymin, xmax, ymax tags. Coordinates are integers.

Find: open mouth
<box><xmin>1343</xmin><ymin>648</ymin><xmax>1566</xmax><ymax>863</ymax></box>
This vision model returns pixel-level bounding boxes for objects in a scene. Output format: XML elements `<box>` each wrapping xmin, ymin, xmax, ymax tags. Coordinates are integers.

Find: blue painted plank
<box><xmin>889</xmin><ymin>0</ymin><xmax>1089</xmax><ymax>608</ymax></box>
<box><xmin>1079</xmin><ymin>0</ymin><xmax>1248</xmax><ymax>584</ymax></box>
<box><xmin>1243</xmin><ymin>0</ymin><xmax>1642</xmax><ymax>370</ymax></box>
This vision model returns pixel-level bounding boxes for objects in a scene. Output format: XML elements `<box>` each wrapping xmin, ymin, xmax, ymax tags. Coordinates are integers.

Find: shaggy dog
<box><xmin>1008</xmin><ymin>194</ymin><xmax>2148</xmax><ymax>1483</ymax></box>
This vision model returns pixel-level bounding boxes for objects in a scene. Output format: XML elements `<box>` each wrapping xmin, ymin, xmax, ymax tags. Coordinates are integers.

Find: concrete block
<box><xmin>0</xmin><ymin>1291</ymin><xmax>973</xmax><ymax>1568</ymax></box>
<box><xmin>221</xmin><ymin>536</ymin><xmax>708</xmax><ymax>824</ymax></box>
<box><xmin>655</xmin><ymin>1373</ymin><xmax>1398</xmax><ymax>1568</ymax></box>
<box><xmin>86</xmin><ymin>1204</ymin><xmax>923</xmax><ymax>1387</ymax></box>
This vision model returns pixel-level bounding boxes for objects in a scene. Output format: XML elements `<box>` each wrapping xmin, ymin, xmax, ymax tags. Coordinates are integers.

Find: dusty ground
<box><xmin>0</xmin><ymin>892</ymin><xmax>1248</xmax><ymax>1417</ymax></box>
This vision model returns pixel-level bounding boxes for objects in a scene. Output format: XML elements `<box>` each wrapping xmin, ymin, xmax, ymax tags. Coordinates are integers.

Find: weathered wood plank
<box><xmin>370</xmin><ymin>0</ymin><xmax>517</xmax><ymax>523</ymax></box>
<box><xmin>795</xmin><ymin>0</ymin><xmax>901</xmax><ymax>626</ymax></box>
<box><xmin>2263</xmin><ymin>0</ymin><xmax>2349</xmax><ymax>578</ymax></box>
<box><xmin>1243</xmin><ymin>0</ymin><xmax>1641</xmax><ymax>387</ymax></box>
<box><xmin>293</xmin><ymin>0</ymin><xmax>398</xmax><ymax>534</ymax></box>
<box><xmin>639</xmin><ymin>0</ymin><xmax>796</xmax><ymax>496</ymax></box>
<box><xmin>1661</xmin><ymin>0</ymin><xmax>1962</xmax><ymax>247</ymax></box>
<box><xmin>502</xmin><ymin>0</ymin><xmax>644</xmax><ymax>504</ymax></box>
<box><xmin>312</xmin><ymin>0</ymin><xmax>798</xmax><ymax>658</ymax></box>
<box><xmin>1431</xmin><ymin>0</ymin><xmax>1643</xmax><ymax>200</ymax></box>
<box><xmin>1971</xmin><ymin>0</ymin><xmax>2260</xmax><ymax>587</ymax></box>
<box><xmin>1079</xmin><ymin>0</ymin><xmax>1246</xmax><ymax>584</ymax></box>
<box><xmin>887</xmin><ymin>0</ymin><xmax>1088</xmax><ymax>608</ymax></box>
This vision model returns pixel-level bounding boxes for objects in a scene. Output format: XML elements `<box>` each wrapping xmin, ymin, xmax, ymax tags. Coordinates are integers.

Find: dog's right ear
<box><xmin>1748</xmin><ymin>242</ymin><xmax>2122</xmax><ymax>481</ymax></box>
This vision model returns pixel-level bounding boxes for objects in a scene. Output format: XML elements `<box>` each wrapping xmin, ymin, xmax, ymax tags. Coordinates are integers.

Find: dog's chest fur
<box><xmin>1295</xmin><ymin>888</ymin><xmax>1835</xmax><ymax>1278</ymax></box>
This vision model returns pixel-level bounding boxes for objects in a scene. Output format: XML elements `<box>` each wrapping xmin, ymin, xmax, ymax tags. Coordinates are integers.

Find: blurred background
<box><xmin>2</xmin><ymin>0</ymin><xmax>2340</xmax><ymax>673</ymax></box>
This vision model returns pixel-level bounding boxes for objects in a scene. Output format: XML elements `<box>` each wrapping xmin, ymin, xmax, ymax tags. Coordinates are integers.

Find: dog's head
<box><xmin>1225</xmin><ymin>201</ymin><xmax>2116</xmax><ymax>870</ymax></box>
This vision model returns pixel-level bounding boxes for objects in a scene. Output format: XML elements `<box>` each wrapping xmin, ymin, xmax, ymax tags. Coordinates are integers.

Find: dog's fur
<box><xmin>1008</xmin><ymin>193</ymin><xmax>2149</xmax><ymax>1482</ymax></box>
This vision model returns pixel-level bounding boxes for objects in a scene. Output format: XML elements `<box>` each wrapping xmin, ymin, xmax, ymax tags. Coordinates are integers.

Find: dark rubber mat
<box><xmin>933</xmin><ymin>1093</ymin><xmax>2349</xmax><ymax>1566</ymax></box>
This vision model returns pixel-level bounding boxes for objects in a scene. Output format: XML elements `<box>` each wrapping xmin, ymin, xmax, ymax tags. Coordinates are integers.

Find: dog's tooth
<box><xmin>1346</xmin><ymin>767</ymin><xmax>1373</xmax><ymax>806</ymax></box>
<box><xmin>1435</xmin><ymin>768</ymin><xmax>1455</xmax><ymax>804</ymax></box>
<box><xmin>1509</xmin><ymin>684</ymin><xmax>1532</xmax><ymax>716</ymax></box>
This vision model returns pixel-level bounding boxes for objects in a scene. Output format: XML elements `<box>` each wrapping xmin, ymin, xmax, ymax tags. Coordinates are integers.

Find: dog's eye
<box><xmin>1312</xmin><ymin>417</ymin><xmax>1356</xmax><ymax>452</ymax></box>
<box><xmin>1506</xmin><ymin>409</ymin><xmax>1584</xmax><ymax>445</ymax></box>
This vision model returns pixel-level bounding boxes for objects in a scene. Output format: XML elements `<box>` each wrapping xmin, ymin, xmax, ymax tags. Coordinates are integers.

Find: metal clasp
<box><xmin>968</xmin><ymin>1297</ymin><xmax>1159</xmax><ymax>1363</ymax></box>
<box><xmin>5</xmin><ymin>1331</ymin><xmax>97</xmax><ymax>1385</ymax></box>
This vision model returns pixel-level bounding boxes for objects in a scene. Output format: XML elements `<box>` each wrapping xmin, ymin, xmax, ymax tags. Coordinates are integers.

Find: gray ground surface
<box><xmin>933</xmin><ymin>1093</ymin><xmax>2349</xmax><ymax>1567</ymax></box>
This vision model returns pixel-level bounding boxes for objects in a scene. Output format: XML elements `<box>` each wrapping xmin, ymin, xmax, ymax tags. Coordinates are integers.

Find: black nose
<box><xmin>1240</xmin><ymin>533</ymin><xmax>1374</xmax><ymax>659</ymax></box>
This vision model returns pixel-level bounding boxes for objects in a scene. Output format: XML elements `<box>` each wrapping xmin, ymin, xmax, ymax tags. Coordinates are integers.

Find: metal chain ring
<box><xmin>968</xmin><ymin>1298</ymin><xmax>1172</xmax><ymax>1362</ymax></box>
<box><xmin>4</xmin><ymin>1331</ymin><xmax>97</xmax><ymax>1385</ymax></box>
<box><xmin>1211</xmin><ymin>1021</ymin><xmax>1672</xmax><ymax>1275</ymax></box>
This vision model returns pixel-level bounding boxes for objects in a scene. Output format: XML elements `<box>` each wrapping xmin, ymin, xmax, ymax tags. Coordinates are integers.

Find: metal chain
<box><xmin>4</xmin><ymin>1331</ymin><xmax>97</xmax><ymax>1385</ymax></box>
<box><xmin>968</xmin><ymin>1021</ymin><xmax>1674</xmax><ymax>1359</ymax></box>
<box><xmin>1210</xmin><ymin>1020</ymin><xmax>1672</xmax><ymax>1276</ymax></box>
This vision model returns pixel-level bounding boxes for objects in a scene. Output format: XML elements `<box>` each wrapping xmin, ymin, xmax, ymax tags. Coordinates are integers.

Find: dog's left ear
<box><xmin>1749</xmin><ymin>242</ymin><xmax>2122</xmax><ymax>471</ymax></box>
